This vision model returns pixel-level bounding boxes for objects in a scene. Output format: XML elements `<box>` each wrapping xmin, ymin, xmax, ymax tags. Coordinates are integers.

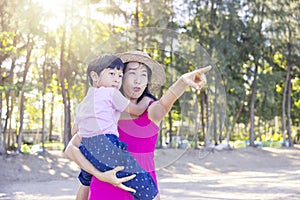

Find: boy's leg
<box><xmin>76</xmin><ymin>184</ymin><xmax>90</xmax><ymax>200</ymax></box>
<box><xmin>81</xmin><ymin>135</ymin><xmax>159</xmax><ymax>199</ymax></box>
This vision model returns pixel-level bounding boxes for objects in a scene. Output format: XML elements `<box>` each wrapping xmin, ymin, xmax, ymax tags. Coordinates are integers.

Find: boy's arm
<box><xmin>123</xmin><ymin>96</ymin><xmax>151</xmax><ymax>116</ymax></box>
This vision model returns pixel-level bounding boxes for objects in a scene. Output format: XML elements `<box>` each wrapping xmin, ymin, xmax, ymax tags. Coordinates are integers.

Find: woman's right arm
<box><xmin>64</xmin><ymin>133</ymin><xmax>136</xmax><ymax>193</ymax></box>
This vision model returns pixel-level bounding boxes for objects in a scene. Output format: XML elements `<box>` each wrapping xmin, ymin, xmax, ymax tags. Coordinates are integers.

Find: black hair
<box><xmin>87</xmin><ymin>54</ymin><xmax>124</xmax><ymax>86</ymax></box>
<box><xmin>123</xmin><ymin>62</ymin><xmax>157</xmax><ymax>102</ymax></box>
<box><xmin>137</xmin><ymin>86</ymin><xmax>157</xmax><ymax>102</ymax></box>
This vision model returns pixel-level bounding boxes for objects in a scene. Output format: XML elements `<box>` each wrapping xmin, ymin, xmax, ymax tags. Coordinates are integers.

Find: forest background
<box><xmin>0</xmin><ymin>0</ymin><xmax>299</xmax><ymax>155</ymax></box>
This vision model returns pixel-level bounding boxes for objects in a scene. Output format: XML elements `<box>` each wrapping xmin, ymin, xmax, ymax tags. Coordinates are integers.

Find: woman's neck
<box><xmin>129</xmin><ymin>98</ymin><xmax>138</xmax><ymax>104</ymax></box>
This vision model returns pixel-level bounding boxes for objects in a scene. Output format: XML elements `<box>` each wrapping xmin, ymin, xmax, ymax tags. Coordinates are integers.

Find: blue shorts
<box><xmin>78</xmin><ymin>134</ymin><xmax>158</xmax><ymax>200</ymax></box>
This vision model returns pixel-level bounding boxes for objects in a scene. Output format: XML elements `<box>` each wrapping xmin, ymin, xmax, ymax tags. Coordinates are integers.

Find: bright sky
<box><xmin>34</xmin><ymin>0</ymin><xmax>136</xmax><ymax>31</ymax></box>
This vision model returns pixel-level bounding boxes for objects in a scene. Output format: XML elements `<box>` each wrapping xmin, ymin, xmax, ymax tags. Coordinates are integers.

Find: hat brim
<box><xmin>116</xmin><ymin>51</ymin><xmax>166</xmax><ymax>88</ymax></box>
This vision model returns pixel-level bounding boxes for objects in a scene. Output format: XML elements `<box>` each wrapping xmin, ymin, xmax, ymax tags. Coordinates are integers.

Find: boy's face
<box><xmin>94</xmin><ymin>68</ymin><xmax>123</xmax><ymax>89</ymax></box>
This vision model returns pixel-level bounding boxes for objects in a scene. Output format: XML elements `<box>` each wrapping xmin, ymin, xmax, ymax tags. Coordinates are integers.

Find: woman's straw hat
<box><xmin>117</xmin><ymin>51</ymin><xmax>166</xmax><ymax>88</ymax></box>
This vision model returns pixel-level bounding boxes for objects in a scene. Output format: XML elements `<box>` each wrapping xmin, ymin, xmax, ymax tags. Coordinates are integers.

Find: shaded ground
<box><xmin>0</xmin><ymin>146</ymin><xmax>299</xmax><ymax>200</ymax></box>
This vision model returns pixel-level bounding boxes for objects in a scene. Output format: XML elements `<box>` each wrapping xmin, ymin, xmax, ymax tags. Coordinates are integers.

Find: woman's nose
<box><xmin>134</xmin><ymin>76</ymin><xmax>141</xmax><ymax>84</ymax></box>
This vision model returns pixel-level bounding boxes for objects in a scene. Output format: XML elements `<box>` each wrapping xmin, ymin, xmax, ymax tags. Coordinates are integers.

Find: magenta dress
<box><xmin>89</xmin><ymin>109</ymin><xmax>160</xmax><ymax>200</ymax></box>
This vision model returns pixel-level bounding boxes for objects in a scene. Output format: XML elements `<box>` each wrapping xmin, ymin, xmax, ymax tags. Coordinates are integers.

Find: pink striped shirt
<box><xmin>75</xmin><ymin>87</ymin><xmax>129</xmax><ymax>137</ymax></box>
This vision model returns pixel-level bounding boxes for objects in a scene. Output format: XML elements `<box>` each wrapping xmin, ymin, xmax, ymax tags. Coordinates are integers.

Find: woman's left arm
<box><xmin>64</xmin><ymin>134</ymin><xmax>137</xmax><ymax>193</ymax></box>
<box><xmin>148</xmin><ymin>66</ymin><xmax>211</xmax><ymax>124</ymax></box>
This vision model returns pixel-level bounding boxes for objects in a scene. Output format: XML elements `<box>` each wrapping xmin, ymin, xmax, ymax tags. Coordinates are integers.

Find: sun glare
<box><xmin>34</xmin><ymin>0</ymin><xmax>72</xmax><ymax>31</ymax></box>
<box><xmin>89</xmin><ymin>1</ymin><xmax>135</xmax><ymax>27</ymax></box>
<box><xmin>32</xmin><ymin>0</ymin><xmax>136</xmax><ymax>31</ymax></box>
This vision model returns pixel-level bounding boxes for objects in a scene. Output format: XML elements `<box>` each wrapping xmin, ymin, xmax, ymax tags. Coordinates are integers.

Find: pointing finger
<box><xmin>192</xmin><ymin>65</ymin><xmax>212</xmax><ymax>75</ymax></box>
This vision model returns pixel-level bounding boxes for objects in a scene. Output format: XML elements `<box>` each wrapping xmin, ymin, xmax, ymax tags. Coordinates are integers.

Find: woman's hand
<box><xmin>180</xmin><ymin>65</ymin><xmax>211</xmax><ymax>90</ymax></box>
<box><xmin>64</xmin><ymin>134</ymin><xmax>136</xmax><ymax>193</ymax></box>
<box><xmin>148</xmin><ymin>65</ymin><xmax>212</xmax><ymax>125</ymax></box>
<box><xmin>95</xmin><ymin>166</ymin><xmax>137</xmax><ymax>193</ymax></box>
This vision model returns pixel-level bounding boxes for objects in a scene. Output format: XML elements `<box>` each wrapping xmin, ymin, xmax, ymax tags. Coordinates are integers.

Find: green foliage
<box><xmin>0</xmin><ymin>0</ymin><xmax>299</xmax><ymax>152</ymax></box>
<box><xmin>43</xmin><ymin>142</ymin><xmax>64</xmax><ymax>151</ymax></box>
<box><xmin>0</xmin><ymin>32</ymin><xmax>16</xmax><ymax>56</ymax></box>
<box><xmin>21</xmin><ymin>144</ymin><xmax>31</xmax><ymax>154</ymax></box>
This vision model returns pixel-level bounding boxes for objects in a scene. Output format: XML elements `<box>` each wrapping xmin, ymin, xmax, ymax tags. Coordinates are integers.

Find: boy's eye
<box><xmin>119</xmin><ymin>74</ymin><xmax>123</xmax><ymax>78</ymax></box>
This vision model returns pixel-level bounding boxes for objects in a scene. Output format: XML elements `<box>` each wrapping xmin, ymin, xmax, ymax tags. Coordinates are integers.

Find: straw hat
<box><xmin>116</xmin><ymin>51</ymin><xmax>166</xmax><ymax>88</ymax></box>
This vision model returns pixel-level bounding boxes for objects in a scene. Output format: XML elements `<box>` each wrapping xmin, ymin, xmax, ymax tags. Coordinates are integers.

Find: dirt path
<box><xmin>1</xmin><ymin>146</ymin><xmax>299</xmax><ymax>200</ymax></box>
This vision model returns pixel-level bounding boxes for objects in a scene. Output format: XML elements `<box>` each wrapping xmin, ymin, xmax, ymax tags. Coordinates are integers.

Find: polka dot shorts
<box><xmin>78</xmin><ymin>134</ymin><xmax>158</xmax><ymax>200</ymax></box>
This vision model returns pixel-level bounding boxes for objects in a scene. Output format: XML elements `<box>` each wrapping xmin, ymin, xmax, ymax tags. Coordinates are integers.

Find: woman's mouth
<box><xmin>133</xmin><ymin>87</ymin><xmax>141</xmax><ymax>92</ymax></box>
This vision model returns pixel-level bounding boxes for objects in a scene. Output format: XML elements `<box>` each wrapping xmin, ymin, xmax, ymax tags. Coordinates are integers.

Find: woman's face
<box><xmin>122</xmin><ymin>62</ymin><xmax>149</xmax><ymax>101</ymax></box>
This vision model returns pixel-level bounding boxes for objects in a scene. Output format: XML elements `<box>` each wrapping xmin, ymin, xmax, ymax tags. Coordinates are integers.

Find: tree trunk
<box><xmin>49</xmin><ymin>62</ymin><xmax>56</xmax><ymax>142</ymax></box>
<box><xmin>287</xmin><ymin>76</ymin><xmax>293</xmax><ymax>147</ymax></box>
<box><xmin>0</xmin><ymin>62</ymin><xmax>6</xmax><ymax>154</ymax></box>
<box><xmin>134</xmin><ymin>0</ymin><xmax>140</xmax><ymax>49</ymax></box>
<box><xmin>249</xmin><ymin>63</ymin><xmax>258</xmax><ymax>147</ymax></box>
<box><xmin>49</xmin><ymin>92</ymin><xmax>54</xmax><ymax>142</ymax></box>
<box><xmin>59</xmin><ymin>17</ymin><xmax>71</xmax><ymax>148</ymax></box>
<box><xmin>168</xmin><ymin>112</ymin><xmax>173</xmax><ymax>148</ymax></box>
<box><xmin>17</xmin><ymin>35</ymin><xmax>33</xmax><ymax>153</ymax></box>
<box><xmin>231</xmin><ymin>102</ymin><xmax>244</xmax><ymax>133</ymax></box>
<box><xmin>4</xmin><ymin>92</ymin><xmax>10</xmax><ymax>149</ymax></box>
<box><xmin>213</xmin><ymin>80</ymin><xmax>218</xmax><ymax>145</ymax></box>
<box><xmin>281</xmin><ymin>73</ymin><xmax>288</xmax><ymax>146</ymax></box>
<box><xmin>8</xmin><ymin>97</ymin><xmax>14</xmax><ymax>150</ymax></box>
<box><xmin>225</xmin><ymin>117</ymin><xmax>230</xmax><ymax>143</ymax></box>
<box><xmin>0</xmin><ymin>91</ymin><xmax>5</xmax><ymax>154</ymax></box>
<box><xmin>194</xmin><ymin>90</ymin><xmax>199</xmax><ymax>149</ymax></box>
<box><xmin>17</xmin><ymin>91</ymin><xmax>25</xmax><ymax>153</ymax></box>
<box><xmin>200</xmin><ymin>91</ymin><xmax>205</xmax><ymax>142</ymax></box>
<box><xmin>41</xmin><ymin>44</ymin><xmax>48</xmax><ymax>151</ymax></box>
<box><xmin>205</xmin><ymin>91</ymin><xmax>210</xmax><ymax>146</ymax></box>
<box><xmin>219</xmin><ymin>113</ymin><xmax>223</xmax><ymax>144</ymax></box>
<box><xmin>258</xmin><ymin>116</ymin><xmax>261</xmax><ymax>141</ymax></box>
<box><xmin>286</xmin><ymin>38</ymin><xmax>293</xmax><ymax>147</ymax></box>
<box><xmin>67</xmin><ymin>87</ymin><xmax>72</xmax><ymax>142</ymax></box>
<box><xmin>4</xmin><ymin>57</ymin><xmax>16</xmax><ymax>150</ymax></box>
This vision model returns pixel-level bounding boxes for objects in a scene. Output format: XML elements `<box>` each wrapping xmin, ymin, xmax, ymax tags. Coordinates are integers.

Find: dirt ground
<box><xmin>0</xmin><ymin>145</ymin><xmax>299</xmax><ymax>200</ymax></box>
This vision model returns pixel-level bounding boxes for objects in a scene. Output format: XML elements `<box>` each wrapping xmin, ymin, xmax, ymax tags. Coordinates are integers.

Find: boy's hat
<box><xmin>117</xmin><ymin>51</ymin><xmax>166</xmax><ymax>88</ymax></box>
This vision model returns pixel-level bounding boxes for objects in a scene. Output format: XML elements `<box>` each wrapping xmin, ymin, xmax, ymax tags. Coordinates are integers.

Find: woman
<box><xmin>65</xmin><ymin>51</ymin><xmax>211</xmax><ymax>199</ymax></box>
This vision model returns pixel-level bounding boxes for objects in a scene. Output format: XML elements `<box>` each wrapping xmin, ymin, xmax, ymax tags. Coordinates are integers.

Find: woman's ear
<box><xmin>90</xmin><ymin>71</ymin><xmax>99</xmax><ymax>82</ymax></box>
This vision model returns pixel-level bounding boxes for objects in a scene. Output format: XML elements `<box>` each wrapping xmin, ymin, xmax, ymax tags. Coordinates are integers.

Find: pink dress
<box><xmin>89</xmin><ymin>108</ymin><xmax>159</xmax><ymax>200</ymax></box>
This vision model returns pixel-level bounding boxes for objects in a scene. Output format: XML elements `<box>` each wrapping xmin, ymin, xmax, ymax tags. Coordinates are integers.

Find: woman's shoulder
<box><xmin>147</xmin><ymin>101</ymin><xmax>163</xmax><ymax>126</ymax></box>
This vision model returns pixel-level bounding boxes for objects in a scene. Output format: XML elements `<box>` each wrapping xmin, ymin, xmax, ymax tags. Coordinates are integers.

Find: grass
<box><xmin>21</xmin><ymin>142</ymin><xmax>65</xmax><ymax>154</ymax></box>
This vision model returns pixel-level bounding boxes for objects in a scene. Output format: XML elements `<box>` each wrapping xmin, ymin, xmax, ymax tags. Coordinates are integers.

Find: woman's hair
<box><xmin>87</xmin><ymin>55</ymin><xmax>124</xmax><ymax>86</ymax></box>
<box><xmin>137</xmin><ymin>86</ymin><xmax>157</xmax><ymax>102</ymax></box>
<box><xmin>123</xmin><ymin>62</ymin><xmax>157</xmax><ymax>102</ymax></box>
